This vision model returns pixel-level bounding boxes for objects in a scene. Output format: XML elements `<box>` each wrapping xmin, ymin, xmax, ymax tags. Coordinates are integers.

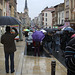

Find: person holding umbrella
<box><xmin>32</xmin><ymin>31</ymin><xmax>45</xmax><ymax>56</ymax></box>
<box><xmin>65</xmin><ymin>37</ymin><xmax>75</xmax><ymax>75</ymax></box>
<box><xmin>1</xmin><ymin>26</ymin><xmax>18</xmax><ymax>73</ymax></box>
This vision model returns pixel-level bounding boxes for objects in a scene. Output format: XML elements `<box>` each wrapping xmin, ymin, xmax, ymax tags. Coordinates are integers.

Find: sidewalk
<box><xmin>0</xmin><ymin>37</ymin><xmax>67</xmax><ymax>75</ymax></box>
<box><xmin>0</xmin><ymin>37</ymin><xmax>26</xmax><ymax>75</ymax></box>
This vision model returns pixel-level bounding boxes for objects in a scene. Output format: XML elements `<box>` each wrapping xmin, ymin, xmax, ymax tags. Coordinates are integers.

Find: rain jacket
<box><xmin>1</xmin><ymin>30</ymin><xmax>18</xmax><ymax>53</ymax></box>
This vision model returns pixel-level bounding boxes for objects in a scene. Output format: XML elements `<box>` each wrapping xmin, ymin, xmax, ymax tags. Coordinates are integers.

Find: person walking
<box><xmin>1</xmin><ymin>26</ymin><xmax>18</xmax><ymax>73</ymax></box>
<box><xmin>54</xmin><ymin>32</ymin><xmax>60</xmax><ymax>52</ymax></box>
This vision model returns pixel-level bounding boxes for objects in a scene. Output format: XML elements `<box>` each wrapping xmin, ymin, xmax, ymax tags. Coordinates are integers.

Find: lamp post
<box><xmin>19</xmin><ymin>24</ymin><xmax>23</xmax><ymax>41</ymax></box>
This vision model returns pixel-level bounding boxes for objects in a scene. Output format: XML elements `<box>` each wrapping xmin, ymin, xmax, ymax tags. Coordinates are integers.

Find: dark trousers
<box><xmin>5</xmin><ymin>52</ymin><xmax>14</xmax><ymax>72</ymax></box>
<box><xmin>34</xmin><ymin>46</ymin><xmax>40</xmax><ymax>56</ymax></box>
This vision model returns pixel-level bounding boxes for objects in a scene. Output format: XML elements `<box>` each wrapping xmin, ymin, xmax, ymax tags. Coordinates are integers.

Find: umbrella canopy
<box><xmin>0</xmin><ymin>16</ymin><xmax>21</xmax><ymax>25</ymax></box>
<box><xmin>62</xmin><ymin>27</ymin><xmax>74</xmax><ymax>32</ymax></box>
<box><xmin>23</xmin><ymin>29</ymin><xmax>30</xmax><ymax>31</ymax></box>
<box><xmin>71</xmin><ymin>34</ymin><xmax>75</xmax><ymax>38</ymax></box>
<box><xmin>40</xmin><ymin>29</ymin><xmax>47</xmax><ymax>33</ymax></box>
<box><xmin>32</xmin><ymin>31</ymin><xmax>45</xmax><ymax>42</ymax></box>
<box><xmin>52</xmin><ymin>28</ymin><xmax>59</xmax><ymax>31</ymax></box>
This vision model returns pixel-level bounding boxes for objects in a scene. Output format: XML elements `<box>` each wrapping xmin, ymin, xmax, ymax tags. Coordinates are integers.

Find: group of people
<box><xmin>42</xmin><ymin>30</ymin><xmax>74</xmax><ymax>55</ymax></box>
<box><xmin>1</xmin><ymin>26</ymin><xmax>75</xmax><ymax>75</ymax></box>
<box><xmin>42</xmin><ymin>29</ymin><xmax>75</xmax><ymax>75</ymax></box>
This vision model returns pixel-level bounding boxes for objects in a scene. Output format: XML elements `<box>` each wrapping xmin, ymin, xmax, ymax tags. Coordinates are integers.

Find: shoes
<box><xmin>56</xmin><ymin>51</ymin><xmax>59</xmax><ymax>53</ymax></box>
<box><xmin>11</xmin><ymin>70</ymin><xmax>15</xmax><ymax>73</ymax></box>
<box><xmin>6</xmin><ymin>72</ymin><xmax>9</xmax><ymax>73</ymax></box>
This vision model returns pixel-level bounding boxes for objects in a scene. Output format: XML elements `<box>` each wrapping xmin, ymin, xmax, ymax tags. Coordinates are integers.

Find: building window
<box><xmin>42</xmin><ymin>17</ymin><xmax>44</xmax><ymax>21</ymax></box>
<box><xmin>42</xmin><ymin>22</ymin><xmax>44</xmax><ymax>25</ymax></box>
<box><xmin>0</xmin><ymin>9</ymin><xmax>2</xmax><ymax>16</ymax></box>
<box><xmin>4</xmin><ymin>12</ymin><xmax>5</xmax><ymax>16</ymax></box>
<box><xmin>66</xmin><ymin>11</ymin><xmax>69</xmax><ymax>18</ymax></box>
<box><xmin>46</xmin><ymin>23</ymin><xmax>47</xmax><ymax>25</ymax></box>
<box><xmin>62</xmin><ymin>13</ymin><xmax>64</xmax><ymax>18</ymax></box>
<box><xmin>66</xmin><ymin>0</ymin><xmax>69</xmax><ymax>7</ymax></box>
<box><xmin>45</xmin><ymin>13</ymin><xmax>47</xmax><ymax>17</ymax></box>
<box><xmin>45</xmin><ymin>18</ymin><xmax>47</xmax><ymax>21</ymax></box>
<box><xmin>42</xmin><ymin>13</ymin><xmax>44</xmax><ymax>16</ymax></box>
<box><xmin>0</xmin><ymin>0</ymin><xmax>3</xmax><ymax>5</ymax></box>
<box><xmin>62</xmin><ymin>20</ymin><xmax>64</xmax><ymax>24</ymax></box>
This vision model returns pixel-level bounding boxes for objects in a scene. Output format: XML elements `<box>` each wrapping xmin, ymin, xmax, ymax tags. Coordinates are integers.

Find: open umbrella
<box><xmin>0</xmin><ymin>16</ymin><xmax>21</xmax><ymax>25</ymax></box>
<box><xmin>40</xmin><ymin>29</ymin><xmax>47</xmax><ymax>33</ymax></box>
<box><xmin>32</xmin><ymin>31</ymin><xmax>45</xmax><ymax>42</ymax></box>
<box><xmin>62</xmin><ymin>27</ymin><xmax>74</xmax><ymax>32</ymax></box>
<box><xmin>71</xmin><ymin>34</ymin><xmax>75</xmax><ymax>38</ymax></box>
<box><xmin>23</xmin><ymin>29</ymin><xmax>30</xmax><ymax>31</ymax></box>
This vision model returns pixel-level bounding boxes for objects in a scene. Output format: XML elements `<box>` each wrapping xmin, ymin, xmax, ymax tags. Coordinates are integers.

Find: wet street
<box><xmin>0</xmin><ymin>37</ymin><xmax>67</xmax><ymax>75</ymax></box>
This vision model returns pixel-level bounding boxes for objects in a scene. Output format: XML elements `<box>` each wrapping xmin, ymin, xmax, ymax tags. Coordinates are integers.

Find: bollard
<box><xmin>51</xmin><ymin>60</ymin><xmax>56</xmax><ymax>75</ymax></box>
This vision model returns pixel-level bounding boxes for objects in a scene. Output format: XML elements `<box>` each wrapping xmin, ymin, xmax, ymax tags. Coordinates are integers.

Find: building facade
<box><xmin>57</xmin><ymin>3</ymin><xmax>64</xmax><ymax>26</ymax></box>
<box><xmin>17</xmin><ymin>0</ymin><xmax>30</xmax><ymax>29</ymax></box>
<box><xmin>64</xmin><ymin>0</ymin><xmax>75</xmax><ymax>29</ymax></box>
<box><xmin>0</xmin><ymin>0</ymin><xmax>3</xmax><ymax>16</ymax></box>
<box><xmin>38</xmin><ymin>13</ymin><xmax>43</xmax><ymax>28</ymax></box>
<box><xmin>9</xmin><ymin>0</ymin><xmax>17</xmax><ymax>17</ymax></box>
<box><xmin>42</xmin><ymin>7</ymin><xmax>55</xmax><ymax>28</ymax></box>
<box><xmin>52</xmin><ymin>3</ymin><xmax>64</xmax><ymax>28</ymax></box>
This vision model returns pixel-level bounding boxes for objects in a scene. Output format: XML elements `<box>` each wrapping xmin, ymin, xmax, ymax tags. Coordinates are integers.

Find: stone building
<box><xmin>17</xmin><ymin>0</ymin><xmax>30</xmax><ymax>29</ymax></box>
<box><xmin>51</xmin><ymin>3</ymin><xmax>64</xmax><ymax>28</ymax></box>
<box><xmin>9</xmin><ymin>0</ymin><xmax>17</xmax><ymax>17</ymax></box>
<box><xmin>64</xmin><ymin>0</ymin><xmax>75</xmax><ymax>29</ymax></box>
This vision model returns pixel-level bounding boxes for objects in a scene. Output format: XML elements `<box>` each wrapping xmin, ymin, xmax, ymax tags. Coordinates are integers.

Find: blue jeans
<box><xmin>45</xmin><ymin>42</ymin><xmax>52</xmax><ymax>54</ymax></box>
<box><xmin>5</xmin><ymin>52</ymin><xmax>14</xmax><ymax>72</ymax></box>
<box><xmin>55</xmin><ymin>44</ymin><xmax>60</xmax><ymax>52</ymax></box>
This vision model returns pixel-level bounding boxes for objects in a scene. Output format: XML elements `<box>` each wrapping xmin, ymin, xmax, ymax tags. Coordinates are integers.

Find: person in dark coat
<box><xmin>65</xmin><ymin>37</ymin><xmax>75</xmax><ymax>75</ymax></box>
<box><xmin>1</xmin><ymin>26</ymin><xmax>18</xmax><ymax>73</ymax></box>
<box><xmin>43</xmin><ymin>32</ymin><xmax>52</xmax><ymax>54</ymax></box>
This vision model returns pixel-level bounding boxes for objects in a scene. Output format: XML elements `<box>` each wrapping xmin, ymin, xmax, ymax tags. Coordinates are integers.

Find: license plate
<box><xmin>28</xmin><ymin>43</ymin><xmax>30</xmax><ymax>45</ymax></box>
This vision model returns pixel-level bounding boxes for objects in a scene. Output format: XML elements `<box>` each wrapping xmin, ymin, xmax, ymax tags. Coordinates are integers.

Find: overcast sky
<box><xmin>17</xmin><ymin>0</ymin><xmax>64</xmax><ymax>19</ymax></box>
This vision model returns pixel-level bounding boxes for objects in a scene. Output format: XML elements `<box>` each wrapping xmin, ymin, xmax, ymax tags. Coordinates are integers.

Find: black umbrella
<box><xmin>52</xmin><ymin>28</ymin><xmax>59</xmax><ymax>31</ymax></box>
<box><xmin>0</xmin><ymin>16</ymin><xmax>21</xmax><ymax>25</ymax></box>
